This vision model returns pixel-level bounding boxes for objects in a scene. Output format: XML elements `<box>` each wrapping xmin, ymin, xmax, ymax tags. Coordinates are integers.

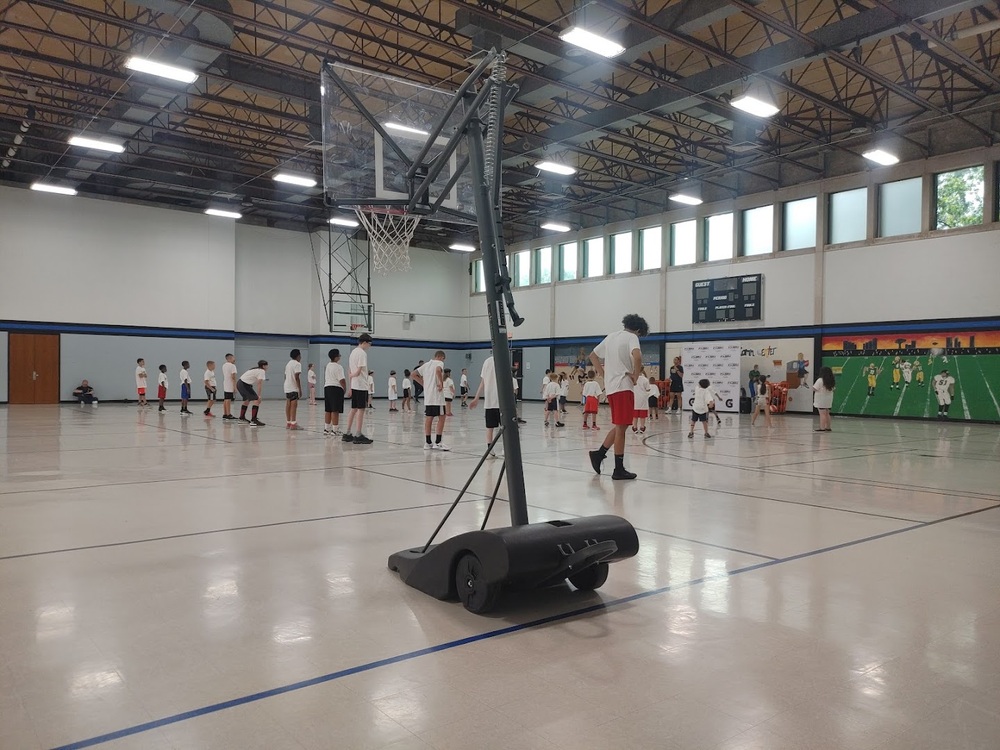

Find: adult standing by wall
<box><xmin>668</xmin><ymin>356</ymin><xmax>684</xmax><ymax>412</ymax></box>
<box><xmin>587</xmin><ymin>314</ymin><xmax>649</xmax><ymax>481</ymax></box>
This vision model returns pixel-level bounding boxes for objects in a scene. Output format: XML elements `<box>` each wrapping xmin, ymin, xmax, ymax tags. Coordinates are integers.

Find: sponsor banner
<box><xmin>681</xmin><ymin>341</ymin><xmax>742</xmax><ymax>412</ymax></box>
<box><xmin>821</xmin><ymin>330</ymin><xmax>1000</xmax><ymax>422</ymax></box>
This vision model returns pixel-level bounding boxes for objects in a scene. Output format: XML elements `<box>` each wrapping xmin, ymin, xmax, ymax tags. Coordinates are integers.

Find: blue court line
<box><xmin>51</xmin><ymin>502</ymin><xmax>1000</xmax><ymax>750</ymax></box>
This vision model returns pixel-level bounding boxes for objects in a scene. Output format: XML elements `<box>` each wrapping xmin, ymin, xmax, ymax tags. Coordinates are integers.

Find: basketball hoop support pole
<box><xmin>466</xmin><ymin>111</ymin><xmax>529</xmax><ymax>527</ymax></box>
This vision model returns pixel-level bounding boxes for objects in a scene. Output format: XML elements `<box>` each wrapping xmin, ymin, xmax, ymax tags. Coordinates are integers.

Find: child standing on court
<box><xmin>401</xmin><ymin>369</ymin><xmax>412</xmax><ymax>413</ymax></box>
<box><xmin>388</xmin><ymin>371</ymin><xmax>398</xmax><ymax>412</ymax></box>
<box><xmin>558</xmin><ymin>372</ymin><xmax>570</xmax><ymax>414</ymax></box>
<box><xmin>221</xmin><ymin>353</ymin><xmax>238</xmax><ymax>421</ymax></box>
<box><xmin>157</xmin><ymin>364</ymin><xmax>168</xmax><ymax>412</ymax></box>
<box><xmin>367</xmin><ymin>371</ymin><xmax>376</xmax><ymax>409</ymax></box>
<box><xmin>344</xmin><ymin>333</ymin><xmax>373</xmax><ymax>444</ymax></box>
<box><xmin>751</xmin><ymin>375</ymin><xmax>773</xmax><ymax>428</ymax></box>
<box><xmin>543</xmin><ymin>376</ymin><xmax>564</xmax><ymax>427</ymax></box>
<box><xmin>468</xmin><ymin>355</ymin><xmax>503</xmax><ymax>457</ymax></box>
<box><xmin>179</xmin><ymin>361</ymin><xmax>193</xmax><ymax>416</ymax></box>
<box><xmin>323</xmin><ymin>348</ymin><xmax>346</xmax><ymax>436</ymax></box>
<box><xmin>237</xmin><ymin>360</ymin><xmax>268</xmax><ymax>427</ymax></box>
<box><xmin>203</xmin><ymin>361</ymin><xmax>217</xmax><ymax>417</ymax></box>
<box><xmin>648</xmin><ymin>380</ymin><xmax>660</xmax><ymax>420</ymax></box>
<box><xmin>135</xmin><ymin>358</ymin><xmax>149</xmax><ymax>407</ymax></box>
<box><xmin>582</xmin><ymin>371</ymin><xmax>603</xmax><ymax>430</ymax></box>
<box><xmin>688</xmin><ymin>378</ymin><xmax>714</xmax><ymax>439</ymax></box>
<box><xmin>443</xmin><ymin>368</ymin><xmax>456</xmax><ymax>416</ymax></box>
<box><xmin>284</xmin><ymin>349</ymin><xmax>303</xmax><ymax>430</ymax></box>
<box><xmin>632</xmin><ymin>367</ymin><xmax>650</xmax><ymax>433</ymax></box>
<box><xmin>307</xmin><ymin>363</ymin><xmax>317</xmax><ymax>405</ymax></box>
<box><xmin>460</xmin><ymin>368</ymin><xmax>469</xmax><ymax>408</ymax></box>
<box><xmin>414</xmin><ymin>351</ymin><xmax>449</xmax><ymax>450</ymax></box>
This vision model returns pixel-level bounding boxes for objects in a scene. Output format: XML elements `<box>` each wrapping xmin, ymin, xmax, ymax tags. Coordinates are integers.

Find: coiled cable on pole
<box><xmin>483</xmin><ymin>51</ymin><xmax>507</xmax><ymax>202</ymax></box>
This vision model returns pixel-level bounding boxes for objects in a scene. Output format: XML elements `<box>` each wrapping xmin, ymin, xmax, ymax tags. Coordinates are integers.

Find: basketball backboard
<box><xmin>331</xmin><ymin>300</ymin><xmax>375</xmax><ymax>336</ymax></box>
<box><xmin>321</xmin><ymin>61</ymin><xmax>476</xmax><ymax>223</ymax></box>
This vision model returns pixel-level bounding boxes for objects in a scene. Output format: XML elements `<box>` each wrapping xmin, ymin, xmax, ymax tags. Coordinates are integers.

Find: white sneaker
<box><xmin>433</xmin><ymin>443</ymin><xmax>451</xmax><ymax>451</ymax></box>
<box><xmin>423</xmin><ymin>443</ymin><xmax>433</xmax><ymax>450</ymax></box>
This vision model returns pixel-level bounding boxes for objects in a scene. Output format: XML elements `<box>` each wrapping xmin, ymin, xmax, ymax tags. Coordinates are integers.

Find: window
<box><xmin>473</xmin><ymin>259</ymin><xmax>484</xmax><ymax>292</ymax></box>
<box><xmin>783</xmin><ymin>197</ymin><xmax>817</xmax><ymax>250</ymax></box>
<box><xmin>612</xmin><ymin>231</ymin><xmax>632</xmax><ymax>274</ymax></box>
<box><xmin>879</xmin><ymin>178</ymin><xmax>922</xmax><ymax>237</ymax></box>
<box><xmin>742</xmin><ymin>205</ymin><xmax>773</xmax><ymax>256</ymax></box>
<box><xmin>559</xmin><ymin>241</ymin><xmax>578</xmax><ymax>281</ymax></box>
<box><xmin>534</xmin><ymin>246</ymin><xmax>552</xmax><ymax>284</ymax></box>
<box><xmin>584</xmin><ymin>237</ymin><xmax>604</xmax><ymax>278</ymax></box>
<box><xmin>935</xmin><ymin>165</ymin><xmax>984</xmax><ymax>230</ymax></box>
<box><xmin>514</xmin><ymin>250</ymin><xmax>531</xmax><ymax>287</ymax></box>
<box><xmin>828</xmin><ymin>187</ymin><xmax>867</xmax><ymax>244</ymax></box>
<box><xmin>670</xmin><ymin>220</ymin><xmax>696</xmax><ymax>266</ymax></box>
<box><xmin>640</xmin><ymin>226</ymin><xmax>662</xmax><ymax>270</ymax></box>
<box><xmin>705</xmin><ymin>212</ymin><xmax>734</xmax><ymax>261</ymax></box>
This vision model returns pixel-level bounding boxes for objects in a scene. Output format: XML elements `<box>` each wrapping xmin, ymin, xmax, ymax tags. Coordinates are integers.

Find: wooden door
<box><xmin>8</xmin><ymin>333</ymin><xmax>60</xmax><ymax>404</ymax></box>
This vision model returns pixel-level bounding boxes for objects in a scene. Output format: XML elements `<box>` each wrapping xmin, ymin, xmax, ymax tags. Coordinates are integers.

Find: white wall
<box><xmin>0</xmin><ymin>186</ymin><xmax>235</xmax><ymax>331</ymax></box>
<box><xmin>823</xmin><ymin>230</ymin><xmax>1000</xmax><ymax>324</ymax></box>
<box><xmin>235</xmin><ymin>224</ymin><xmax>316</xmax><ymax>335</ymax></box>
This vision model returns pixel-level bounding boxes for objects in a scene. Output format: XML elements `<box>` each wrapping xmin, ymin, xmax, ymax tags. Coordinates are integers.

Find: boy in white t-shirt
<box><xmin>543</xmin><ymin>378</ymin><xmax>564</xmax><ymax>427</ymax></box>
<box><xmin>588</xmin><ymin>314</ymin><xmax>648</xmax><ymax>480</ymax></box>
<box><xmin>631</xmin><ymin>368</ymin><xmax>650</xmax><ymax>434</ymax></box>
<box><xmin>237</xmin><ymin>361</ymin><xmax>268</xmax><ymax>427</ymax></box>
<box><xmin>344</xmin><ymin>334</ymin><xmax>373</xmax><ymax>444</ymax></box>
<box><xmin>688</xmin><ymin>378</ymin><xmax>715</xmax><ymax>439</ymax></box>
<box><xmin>323</xmin><ymin>348</ymin><xmax>346</xmax><ymax>435</ymax></box>
<box><xmin>179</xmin><ymin>361</ymin><xmax>193</xmax><ymax>416</ymax></box>
<box><xmin>647</xmin><ymin>381</ymin><xmax>660</xmax><ymax>420</ymax></box>
<box><xmin>468</xmin><ymin>355</ymin><xmax>508</xmax><ymax>457</ymax></box>
<box><xmin>135</xmin><ymin>358</ymin><xmax>149</xmax><ymax>407</ymax></box>
<box><xmin>581</xmin><ymin>371</ymin><xmax>603</xmax><ymax>430</ymax></box>
<box><xmin>283</xmin><ymin>349</ymin><xmax>303</xmax><ymax>430</ymax></box>
<box><xmin>413</xmin><ymin>351</ymin><xmax>448</xmax><ymax>450</ymax></box>
<box><xmin>157</xmin><ymin>364</ymin><xmax>168</xmax><ymax>412</ymax></box>
<box><xmin>203</xmin><ymin>361</ymin><xmax>217</xmax><ymax>418</ymax></box>
<box><xmin>460</xmin><ymin>368</ymin><xmax>470</xmax><ymax>408</ymax></box>
<box><xmin>388</xmin><ymin>371</ymin><xmax>398</xmax><ymax>412</ymax></box>
<box><xmin>307</xmin><ymin>363</ymin><xmax>317</xmax><ymax>405</ymax></box>
<box><xmin>221</xmin><ymin>353</ymin><xmax>238</xmax><ymax>420</ymax></box>
<box><xmin>367</xmin><ymin>371</ymin><xmax>375</xmax><ymax>409</ymax></box>
<box><xmin>443</xmin><ymin>369</ymin><xmax>456</xmax><ymax>416</ymax></box>
<box><xmin>401</xmin><ymin>370</ymin><xmax>412</xmax><ymax>413</ymax></box>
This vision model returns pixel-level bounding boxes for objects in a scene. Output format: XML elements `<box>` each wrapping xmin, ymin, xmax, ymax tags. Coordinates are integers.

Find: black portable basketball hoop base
<box><xmin>388</xmin><ymin>516</ymin><xmax>639</xmax><ymax>614</ymax></box>
<box><xmin>322</xmin><ymin>50</ymin><xmax>639</xmax><ymax>614</ymax></box>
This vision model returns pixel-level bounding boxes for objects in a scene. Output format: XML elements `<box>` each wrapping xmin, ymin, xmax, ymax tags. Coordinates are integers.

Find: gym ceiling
<box><xmin>1</xmin><ymin>0</ymin><xmax>999</xmax><ymax>246</ymax></box>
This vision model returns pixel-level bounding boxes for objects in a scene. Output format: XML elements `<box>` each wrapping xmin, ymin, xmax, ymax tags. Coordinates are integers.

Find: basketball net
<box><xmin>355</xmin><ymin>207</ymin><xmax>421</xmax><ymax>274</ymax></box>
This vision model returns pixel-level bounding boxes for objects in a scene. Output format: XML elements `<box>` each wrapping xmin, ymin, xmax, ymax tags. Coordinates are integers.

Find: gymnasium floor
<box><xmin>1</xmin><ymin>402</ymin><xmax>999</xmax><ymax>750</ymax></box>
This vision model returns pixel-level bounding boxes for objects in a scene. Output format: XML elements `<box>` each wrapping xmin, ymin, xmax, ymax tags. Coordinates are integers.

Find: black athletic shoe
<box><xmin>353</xmin><ymin>434</ymin><xmax>373</xmax><ymax>444</ymax></box>
<box><xmin>612</xmin><ymin>468</ymin><xmax>637</xmax><ymax>481</ymax></box>
<box><xmin>556</xmin><ymin>422</ymin><xmax>565</xmax><ymax>427</ymax></box>
<box><xmin>589</xmin><ymin>449</ymin><xmax>604</xmax><ymax>475</ymax></box>
<box><xmin>222</xmin><ymin>414</ymin><xmax>235</xmax><ymax>420</ymax></box>
<box><xmin>238</xmin><ymin>417</ymin><xmax>250</xmax><ymax>424</ymax></box>
<box><xmin>250</xmin><ymin>419</ymin><xmax>265</xmax><ymax>427</ymax></box>
<box><xmin>342</xmin><ymin>434</ymin><xmax>355</xmax><ymax>443</ymax></box>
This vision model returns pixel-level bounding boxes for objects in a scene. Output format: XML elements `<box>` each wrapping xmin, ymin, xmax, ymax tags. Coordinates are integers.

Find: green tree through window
<box><xmin>935</xmin><ymin>166</ymin><xmax>984</xmax><ymax>230</ymax></box>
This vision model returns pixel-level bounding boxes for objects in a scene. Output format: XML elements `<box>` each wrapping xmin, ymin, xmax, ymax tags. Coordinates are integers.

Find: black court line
<box><xmin>0</xmin><ymin>498</ymin><xmax>489</xmax><ymax>561</ymax></box>
<box><xmin>51</xmin><ymin>502</ymin><xmax>1000</xmax><ymax>750</ymax></box>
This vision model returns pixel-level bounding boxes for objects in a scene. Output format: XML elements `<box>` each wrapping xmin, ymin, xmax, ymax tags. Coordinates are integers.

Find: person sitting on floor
<box><xmin>73</xmin><ymin>380</ymin><xmax>98</xmax><ymax>405</ymax></box>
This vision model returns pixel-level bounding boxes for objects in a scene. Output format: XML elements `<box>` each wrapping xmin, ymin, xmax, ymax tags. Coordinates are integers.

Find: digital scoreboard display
<box><xmin>692</xmin><ymin>274</ymin><xmax>762</xmax><ymax>323</ymax></box>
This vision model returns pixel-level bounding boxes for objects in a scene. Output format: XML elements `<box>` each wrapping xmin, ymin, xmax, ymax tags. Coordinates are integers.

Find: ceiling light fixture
<box><xmin>273</xmin><ymin>172</ymin><xmax>317</xmax><ymax>188</ymax></box>
<box><xmin>329</xmin><ymin>217</ymin><xmax>359</xmax><ymax>227</ymax></box>
<box><xmin>862</xmin><ymin>148</ymin><xmax>899</xmax><ymax>166</ymax></box>
<box><xmin>540</xmin><ymin>222</ymin><xmax>571</xmax><ymax>232</ymax></box>
<box><xmin>731</xmin><ymin>93</ymin><xmax>780</xmax><ymax>118</ymax></box>
<box><xmin>449</xmin><ymin>243</ymin><xmax>476</xmax><ymax>252</ymax></box>
<box><xmin>559</xmin><ymin>27</ymin><xmax>626</xmax><ymax>58</ymax></box>
<box><xmin>205</xmin><ymin>208</ymin><xmax>241</xmax><ymax>219</ymax></box>
<box><xmin>125</xmin><ymin>56</ymin><xmax>198</xmax><ymax>84</ymax></box>
<box><xmin>536</xmin><ymin>161</ymin><xmax>577</xmax><ymax>176</ymax></box>
<box><xmin>30</xmin><ymin>182</ymin><xmax>77</xmax><ymax>196</ymax></box>
<box><xmin>383</xmin><ymin>122</ymin><xmax>430</xmax><ymax>137</ymax></box>
<box><xmin>668</xmin><ymin>193</ymin><xmax>703</xmax><ymax>206</ymax></box>
<box><xmin>68</xmin><ymin>136</ymin><xmax>125</xmax><ymax>153</ymax></box>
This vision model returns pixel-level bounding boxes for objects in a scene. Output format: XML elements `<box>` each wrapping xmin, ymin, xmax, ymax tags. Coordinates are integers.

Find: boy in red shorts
<box><xmin>588</xmin><ymin>313</ymin><xmax>649</xmax><ymax>480</ymax></box>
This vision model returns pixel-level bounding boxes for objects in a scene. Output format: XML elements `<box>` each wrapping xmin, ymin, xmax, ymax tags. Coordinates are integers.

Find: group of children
<box><xmin>133</xmin><ymin>354</ymin><xmax>269</xmax><ymax>426</ymax></box>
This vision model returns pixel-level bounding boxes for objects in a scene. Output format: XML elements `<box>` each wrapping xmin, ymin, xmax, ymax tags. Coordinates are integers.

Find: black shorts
<box><xmin>285</xmin><ymin>391</ymin><xmax>299</xmax><ymax>401</ymax></box>
<box><xmin>648</xmin><ymin>396</ymin><xmax>657</xmax><ymax>409</ymax></box>
<box><xmin>445</xmin><ymin>398</ymin><xmax>453</xmax><ymax>403</ymax></box>
<box><xmin>691</xmin><ymin>411</ymin><xmax>708</xmax><ymax>422</ymax></box>
<box><xmin>224</xmin><ymin>391</ymin><xmax>234</xmax><ymax>400</ymax></box>
<box><xmin>485</xmin><ymin>408</ymin><xmax>501</xmax><ymax>429</ymax></box>
<box><xmin>324</xmin><ymin>385</ymin><xmax>344</xmax><ymax>413</ymax></box>
<box><xmin>403</xmin><ymin>388</ymin><xmax>411</xmax><ymax>398</ymax></box>
<box><xmin>206</xmin><ymin>387</ymin><xmax>216</xmax><ymax>400</ymax></box>
<box><xmin>350</xmin><ymin>390</ymin><xmax>368</xmax><ymax>410</ymax></box>
<box><xmin>461</xmin><ymin>386</ymin><xmax>469</xmax><ymax>395</ymax></box>
<box><xmin>546</xmin><ymin>400</ymin><xmax>558</xmax><ymax>411</ymax></box>
<box><xmin>425</xmin><ymin>405</ymin><xmax>443</xmax><ymax>417</ymax></box>
<box><xmin>237</xmin><ymin>381</ymin><xmax>257</xmax><ymax>401</ymax></box>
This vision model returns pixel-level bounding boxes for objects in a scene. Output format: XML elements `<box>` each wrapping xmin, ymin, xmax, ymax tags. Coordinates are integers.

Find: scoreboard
<box><xmin>692</xmin><ymin>274</ymin><xmax>762</xmax><ymax>323</ymax></box>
